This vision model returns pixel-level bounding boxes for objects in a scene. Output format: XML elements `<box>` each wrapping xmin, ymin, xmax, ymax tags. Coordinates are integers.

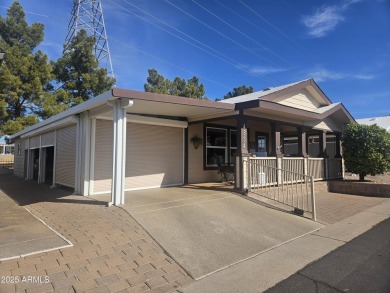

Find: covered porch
<box><xmin>188</xmin><ymin>102</ymin><xmax>350</xmax><ymax>188</ymax></box>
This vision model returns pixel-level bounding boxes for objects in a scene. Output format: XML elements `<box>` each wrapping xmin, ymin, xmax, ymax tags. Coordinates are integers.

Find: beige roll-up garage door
<box><xmin>55</xmin><ymin>125</ymin><xmax>77</xmax><ymax>188</ymax></box>
<box><xmin>93</xmin><ymin>120</ymin><xmax>113</xmax><ymax>194</ymax></box>
<box><xmin>29</xmin><ymin>136</ymin><xmax>40</xmax><ymax>149</ymax></box>
<box><xmin>93</xmin><ymin>120</ymin><xmax>184</xmax><ymax>193</ymax></box>
<box><xmin>125</xmin><ymin>123</ymin><xmax>184</xmax><ymax>190</ymax></box>
<box><xmin>41</xmin><ymin>131</ymin><xmax>55</xmax><ymax>147</ymax></box>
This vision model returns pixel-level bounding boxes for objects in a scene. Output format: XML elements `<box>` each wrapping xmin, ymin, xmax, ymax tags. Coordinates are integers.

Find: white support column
<box><xmin>75</xmin><ymin>117</ymin><xmax>82</xmax><ymax>194</ymax></box>
<box><xmin>110</xmin><ymin>98</ymin><xmax>133</xmax><ymax>205</ymax></box>
<box><xmin>79</xmin><ymin>112</ymin><xmax>92</xmax><ymax>196</ymax></box>
<box><xmin>51</xmin><ymin>130</ymin><xmax>57</xmax><ymax>188</ymax></box>
<box><xmin>89</xmin><ymin>118</ymin><xmax>96</xmax><ymax>195</ymax></box>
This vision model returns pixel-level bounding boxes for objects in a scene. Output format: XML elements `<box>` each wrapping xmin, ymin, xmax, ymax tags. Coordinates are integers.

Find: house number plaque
<box><xmin>241</xmin><ymin>128</ymin><xmax>247</xmax><ymax>154</ymax></box>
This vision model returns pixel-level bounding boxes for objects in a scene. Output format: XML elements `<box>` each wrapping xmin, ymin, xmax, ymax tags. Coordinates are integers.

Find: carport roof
<box><xmin>11</xmin><ymin>88</ymin><xmax>235</xmax><ymax>139</ymax></box>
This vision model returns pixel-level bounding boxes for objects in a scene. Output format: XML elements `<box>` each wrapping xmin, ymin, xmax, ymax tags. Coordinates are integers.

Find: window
<box><xmin>205</xmin><ymin>126</ymin><xmax>238</xmax><ymax>168</ymax></box>
<box><xmin>257</xmin><ymin>136</ymin><xmax>266</xmax><ymax>152</ymax></box>
<box><xmin>206</xmin><ymin>127</ymin><xmax>227</xmax><ymax>167</ymax></box>
<box><xmin>255</xmin><ymin>132</ymin><xmax>269</xmax><ymax>155</ymax></box>
<box><xmin>230</xmin><ymin>130</ymin><xmax>237</xmax><ymax>163</ymax></box>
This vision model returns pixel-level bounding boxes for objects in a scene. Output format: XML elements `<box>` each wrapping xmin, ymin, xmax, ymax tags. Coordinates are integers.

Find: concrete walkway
<box><xmin>180</xmin><ymin>200</ymin><xmax>390</xmax><ymax>293</ymax></box>
<box><xmin>0</xmin><ymin>185</ymin><xmax>71</xmax><ymax>260</ymax></box>
<box><xmin>266</xmin><ymin>217</ymin><xmax>390</xmax><ymax>293</ymax></box>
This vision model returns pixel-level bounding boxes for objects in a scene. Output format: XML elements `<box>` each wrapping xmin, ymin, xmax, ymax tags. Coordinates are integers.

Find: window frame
<box><xmin>255</xmin><ymin>131</ymin><xmax>269</xmax><ymax>154</ymax></box>
<box><xmin>204</xmin><ymin>126</ymin><xmax>228</xmax><ymax>169</ymax></box>
<box><xmin>203</xmin><ymin>124</ymin><xmax>247</xmax><ymax>170</ymax></box>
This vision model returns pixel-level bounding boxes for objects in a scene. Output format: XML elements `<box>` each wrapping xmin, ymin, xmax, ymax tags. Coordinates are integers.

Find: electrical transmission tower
<box><xmin>65</xmin><ymin>0</ymin><xmax>115</xmax><ymax>78</ymax></box>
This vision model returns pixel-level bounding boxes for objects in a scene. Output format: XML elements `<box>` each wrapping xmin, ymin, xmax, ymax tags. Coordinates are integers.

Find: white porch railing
<box><xmin>282</xmin><ymin>158</ymin><xmax>304</xmax><ymax>180</ymax></box>
<box><xmin>308</xmin><ymin>158</ymin><xmax>325</xmax><ymax>180</ymax></box>
<box><xmin>247</xmin><ymin>158</ymin><xmax>316</xmax><ymax>220</ymax></box>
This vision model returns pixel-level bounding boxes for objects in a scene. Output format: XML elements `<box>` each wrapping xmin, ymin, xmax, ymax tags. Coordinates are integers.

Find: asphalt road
<box><xmin>266</xmin><ymin>218</ymin><xmax>390</xmax><ymax>293</ymax></box>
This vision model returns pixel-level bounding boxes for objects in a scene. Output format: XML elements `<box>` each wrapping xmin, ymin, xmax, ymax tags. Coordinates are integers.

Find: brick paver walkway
<box><xmin>0</xmin><ymin>175</ymin><xmax>193</xmax><ymax>293</ymax></box>
<box><xmin>315</xmin><ymin>191</ymin><xmax>389</xmax><ymax>224</ymax></box>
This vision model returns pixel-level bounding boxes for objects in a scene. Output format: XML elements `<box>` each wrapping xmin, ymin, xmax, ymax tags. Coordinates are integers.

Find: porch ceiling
<box><xmin>243</xmin><ymin>101</ymin><xmax>317</xmax><ymax>121</ymax></box>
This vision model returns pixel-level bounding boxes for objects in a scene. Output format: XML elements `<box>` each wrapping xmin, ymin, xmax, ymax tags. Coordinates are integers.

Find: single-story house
<box><xmin>356</xmin><ymin>116</ymin><xmax>390</xmax><ymax>132</ymax></box>
<box><xmin>11</xmin><ymin>79</ymin><xmax>354</xmax><ymax>205</ymax></box>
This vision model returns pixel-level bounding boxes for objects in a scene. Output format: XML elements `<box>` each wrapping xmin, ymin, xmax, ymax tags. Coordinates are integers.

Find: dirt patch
<box><xmin>344</xmin><ymin>172</ymin><xmax>390</xmax><ymax>185</ymax></box>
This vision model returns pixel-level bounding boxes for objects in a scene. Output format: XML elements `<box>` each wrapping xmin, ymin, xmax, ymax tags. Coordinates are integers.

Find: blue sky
<box><xmin>1</xmin><ymin>0</ymin><xmax>390</xmax><ymax>120</ymax></box>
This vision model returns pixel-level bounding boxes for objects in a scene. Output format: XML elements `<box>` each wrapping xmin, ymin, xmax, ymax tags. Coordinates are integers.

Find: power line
<box><xmin>163</xmin><ymin>0</ymin><xmax>277</xmax><ymax>66</ymax></box>
<box><xmin>110</xmin><ymin>37</ymin><xmax>232</xmax><ymax>91</ymax></box>
<box><xmin>0</xmin><ymin>5</ymin><xmax>68</xmax><ymax>22</ymax></box>
<box><xmin>108</xmin><ymin>0</ymin><xmax>239</xmax><ymax>68</ymax></box>
<box><xmin>110</xmin><ymin>0</ymin><xmax>278</xmax><ymax>85</ymax></box>
<box><xmin>192</xmin><ymin>0</ymin><xmax>289</xmax><ymax>64</ymax></box>
<box><xmin>214</xmin><ymin>0</ymin><xmax>292</xmax><ymax>49</ymax></box>
<box><xmin>118</xmin><ymin>0</ymin><xmax>243</xmax><ymax>68</ymax></box>
<box><xmin>238</xmin><ymin>0</ymin><xmax>308</xmax><ymax>53</ymax></box>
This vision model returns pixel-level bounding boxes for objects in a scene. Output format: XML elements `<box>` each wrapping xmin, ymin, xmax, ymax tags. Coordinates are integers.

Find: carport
<box><xmin>92</xmin><ymin>186</ymin><xmax>323</xmax><ymax>279</ymax></box>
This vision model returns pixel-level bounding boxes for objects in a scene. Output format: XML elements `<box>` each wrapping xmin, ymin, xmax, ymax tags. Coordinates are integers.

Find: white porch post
<box><xmin>235</xmin><ymin>110</ymin><xmax>249</xmax><ymax>191</ymax></box>
<box><xmin>110</xmin><ymin>98</ymin><xmax>133</xmax><ymax>205</ymax></box>
<box><xmin>75</xmin><ymin>118</ymin><xmax>82</xmax><ymax>194</ymax></box>
<box><xmin>79</xmin><ymin>111</ymin><xmax>93</xmax><ymax>196</ymax></box>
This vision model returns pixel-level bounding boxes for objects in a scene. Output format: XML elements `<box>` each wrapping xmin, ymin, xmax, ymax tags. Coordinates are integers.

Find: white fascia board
<box><xmin>11</xmin><ymin>90</ymin><xmax>114</xmax><ymax>139</ymax></box>
<box><xmin>20</xmin><ymin>116</ymin><xmax>79</xmax><ymax>139</ymax></box>
<box><xmin>127</xmin><ymin>114</ymin><xmax>188</xmax><ymax>128</ymax></box>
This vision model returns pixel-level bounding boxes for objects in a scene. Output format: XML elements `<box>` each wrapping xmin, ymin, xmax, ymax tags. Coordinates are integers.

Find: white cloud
<box><xmin>302</xmin><ymin>0</ymin><xmax>362</xmax><ymax>38</ymax></box>
<box><xmin>353</xmin><ymin>74</ymin><xmax>376</xmax><ymax>80</ymax></box>
<box><xmin>307</xmin><ymin>68</ymin><xmax>375</xmax><ymax>82</ymax></box>
<box><xmin>308</xmin><ymin>69</ymin><xmax>347</xmax><ymax>82</ymax></box>
<box><xmin>236</xmin><ymin>64</ymin><xmax>287</xmax><ymax>75</ymax></box>
<box><xmin>303</xmin><ymin>6</ymin><xmax>344</xmax><ymax>38</ymax></box>
<box><xmin>249</xmin><ymin>66</ymin><xmax>287</xmax><ymax>75</ymax></box>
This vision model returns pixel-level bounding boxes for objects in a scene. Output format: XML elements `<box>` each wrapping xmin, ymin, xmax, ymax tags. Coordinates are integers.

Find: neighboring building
<box><xmin>10</xmin><ymin>79</ymin><xmax>354</xmax><ymax>205</ymax></box>
<box><xmin>356</xmin><ymin>116</ymin><xmax>390</xmax><ymax>132</ymax></box>
<box><xmin>0</xmin><ymin>143</ymin><xmax>14</xmax><ymax>155</ymax></box>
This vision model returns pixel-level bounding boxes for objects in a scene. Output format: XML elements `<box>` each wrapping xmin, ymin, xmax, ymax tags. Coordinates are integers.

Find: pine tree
<box><xmin>0</xmin><ymin>2</ymin><xmax>51</xmax><ymax>137</ymax></box>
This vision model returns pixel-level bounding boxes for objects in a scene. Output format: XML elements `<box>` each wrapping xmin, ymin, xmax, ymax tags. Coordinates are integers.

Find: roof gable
<box><xmin>219</xmin><ymin>79</ymin><xmax>332</xmax><ymax>109</ymax></box>
<box><xmin>272</xmin><ymin>88</ymin><xmax>322</xmax><ymax>111</ymax></box>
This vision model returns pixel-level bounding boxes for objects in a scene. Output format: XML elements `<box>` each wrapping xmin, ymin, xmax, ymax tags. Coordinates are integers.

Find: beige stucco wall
<box><xmin>188</xmin><ymin>123</ymin><xmax>219</xmax><ymax>183</ymax></box>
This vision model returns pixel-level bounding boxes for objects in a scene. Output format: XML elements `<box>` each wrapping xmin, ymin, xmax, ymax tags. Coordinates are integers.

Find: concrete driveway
<box><xmin>93</xmin><ymin>185</ymin><xmax>323</xmax><ymax>279</ymax></box>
